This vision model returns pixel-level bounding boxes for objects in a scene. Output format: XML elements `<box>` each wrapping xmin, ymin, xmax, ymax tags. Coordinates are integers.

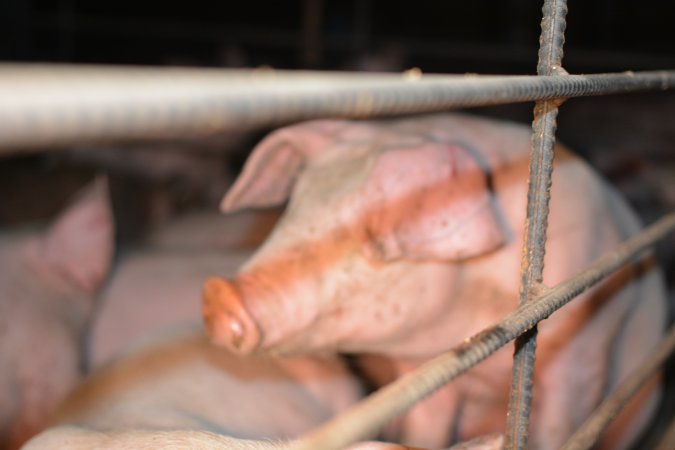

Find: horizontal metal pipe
<box><xmin>1</xmin><ymin>64</ymin><xmax>675</xmax><ymax>152</ymax></box>
<box><xmin>286</xmin><ymin>211</ymin><xmax>675</xmax><ymax>450</ymax></box>
<box><xmin>559</xmin><ymin>323</ymin><xmax>675</xmax><ymax>450</ymax></box>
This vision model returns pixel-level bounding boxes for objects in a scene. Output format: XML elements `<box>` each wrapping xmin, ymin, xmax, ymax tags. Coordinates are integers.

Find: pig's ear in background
<box><xmin>38</xmin><ymin>177</ymin><xmax>115</xmax><ymax>294</ymax></box>
<box><xmin>363</xmin><ymin>143</ymin><xmax>509</xmax><ymax>263</ymax></box>
<box><xmin>221</xmin><ymin>120</ymin><xmax>348</xmax><ymax>212</ymax></box>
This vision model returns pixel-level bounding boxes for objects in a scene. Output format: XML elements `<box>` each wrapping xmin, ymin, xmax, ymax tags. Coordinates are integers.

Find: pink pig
<box><xmin>0</xmin><ymin>179</ymin><xmax>113</xmax><ymax>449</ymax></box>
<box><xmin>203</xmin><ymin>114</ymin><xmax>666</xmax><ymax>449</ymax></box>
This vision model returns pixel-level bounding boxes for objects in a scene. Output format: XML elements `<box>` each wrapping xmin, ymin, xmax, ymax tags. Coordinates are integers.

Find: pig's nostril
<box><xmin>226</xmin><ymin>314</ymin><xmax>246</xmax><ymax>350</ymax></box>
<box><xmin>202</xmin><ymin>277</ymin><xmax>261</xmax><ymax>354</ymax></box>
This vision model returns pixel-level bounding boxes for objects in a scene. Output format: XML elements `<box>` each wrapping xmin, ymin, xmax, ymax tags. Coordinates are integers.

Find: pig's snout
<box><xmin>202</xmin><ymin>277</ymin><xmax>261</xmax><ymax>354</ymax></box>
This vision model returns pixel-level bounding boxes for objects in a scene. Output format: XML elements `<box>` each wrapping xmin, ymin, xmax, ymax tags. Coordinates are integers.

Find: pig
<box><xmin>0</xmin><ymin>178</ymin><xmax>114</xmax><ymax>450</ymax></box>
<box><xmin>25</xmin><ymin>329</ymin><xmax>364</xmax><ymax>449</ymax></box>
<box><xmin>20</xmin><ymin>187</ymin><xmax>500</xmax><ymax>450</ymax></box>
<box><xmin>202</xmin><ymin>113</ymin><xmax>667</xmax><ymax>449</ymax></box>
<box><xmin>23</xmin><ymin>327</ymin><xmax>503</xmax><ymax>450</ymax></box>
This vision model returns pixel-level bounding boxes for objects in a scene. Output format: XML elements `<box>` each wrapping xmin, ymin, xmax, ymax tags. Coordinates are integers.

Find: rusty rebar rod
<box><xmin>286</xmin><ymin>211</ymin><xmax>675</xmax><ymax>450</ymax></box>
<box><xmin>1</xmin><ymin>64</ymin><xmax>675</xmax><ymax>152</ymax></box>
<box><xmin>505</xmin><ymin>1</ymin><xmax>568</xmax><ymax>448</ymax></box>
<box><xmin>559</xmin><ymin>323</ymin><xmax>675</xmax><ymax>450</ymax></box>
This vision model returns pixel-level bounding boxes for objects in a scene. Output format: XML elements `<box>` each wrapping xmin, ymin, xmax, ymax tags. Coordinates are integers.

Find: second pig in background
<box><xmin>0</xmin><ymin>179</ymin><xmax>114</xmax><ymax>450</ymax></box>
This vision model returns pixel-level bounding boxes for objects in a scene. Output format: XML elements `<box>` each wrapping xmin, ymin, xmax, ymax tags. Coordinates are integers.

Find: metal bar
<box><xmin>505</xmin><ymin>1</ymin><xmax>568</xmax><ymax>448</ymax></box>
<box><xmin>559</xmin><ymin>324</ymin><xmax>675</xmax><ymax>450</ymax></box>
<box><xmin>1</xmin><ymin>65</ymin><xmax>675</xmax><ymax>152</ymax></box>
<box><xmin>286</xmin><ymin>212</ymin><xmax>675</xmax><ymax>450</ymax></box>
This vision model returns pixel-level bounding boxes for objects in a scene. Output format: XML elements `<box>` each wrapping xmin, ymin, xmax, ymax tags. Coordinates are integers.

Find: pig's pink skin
<box><xmin>89</xmin><ymin>208</ymin><xmax>279</xmax><ymax>369</ymax></box>
<box><xmin>25</xmin><ymin>329</ymin><xmax>502</xmax><ymax>450</ymax></box>
<box><xmin>24</xmin><ymin>330</ymin><xmax>363</xmax><ymax>449</ymax></box>
<box><xmin>88</xmin><ymin>250</ymin><xmax>251</xmax><ymax>368</ymax></box>
<box><xmin>25</xmin><ymin>427</ymin><xmax>499</xmax><ymax>450</ymax></box>
<box><xmin>204</xmin><ymin>114</ymin><xmax>666</xmax><ymax>449</ymax></box>
<box><xmin>0</xmin><ymin>178</ymin><xmax>113</xmax><ymax>450</ymax></box>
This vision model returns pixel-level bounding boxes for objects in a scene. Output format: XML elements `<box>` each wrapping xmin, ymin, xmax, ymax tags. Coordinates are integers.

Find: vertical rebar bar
<box><xmin>505</xmin><ymin>1</ymin><xmax>568</xmax><ymax>448</ymax></box>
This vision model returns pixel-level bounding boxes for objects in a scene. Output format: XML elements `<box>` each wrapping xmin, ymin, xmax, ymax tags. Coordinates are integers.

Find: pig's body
<box><xmin>0</xmin><ymin>180</ymin><xmax>113</xmax><ymax>450</ymax></box>
<box><xmin>203</xmin><ymin>114</ymin><xmax>667</xmax><ymax>449</ymax></box>
<box><xmin>25</xmin><ymin>329</ymin><xmax>360</xmax><ymax>448</ymax></box>
<box><xmin>88</xmin><ymin>249</ymin><xmax>250</xmax><ymax>368</ymax></box>
<box><xmin>89</xmin><ymin>209</ymin><xmax>280</xmax><ymax>368</ymax></box>
<box><xmin>26</xmin><ymin>329</ymin><xmax>495</xmax><ymax>450</ymax></box>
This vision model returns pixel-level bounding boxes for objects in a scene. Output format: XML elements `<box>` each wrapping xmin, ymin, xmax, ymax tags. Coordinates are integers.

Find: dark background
<box><xmin>1</xmin><ymin>0</ymin><xmax>674</xmax><ymax>73</ymax></box>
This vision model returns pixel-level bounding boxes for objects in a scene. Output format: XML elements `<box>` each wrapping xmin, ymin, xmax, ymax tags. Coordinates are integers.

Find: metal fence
<box><xmin>1</xmin><ymin>0</ymin><xmax>674</xmax><ymax>449</ymax></box>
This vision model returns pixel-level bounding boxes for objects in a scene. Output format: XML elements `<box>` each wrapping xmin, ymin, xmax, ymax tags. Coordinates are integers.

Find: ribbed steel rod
<box><xmin>505</xmin><ymin>1</ymin><xmax>568</xmax><ymax>448</ymax></box>
<box><xmin>286</xmin><ymin>211</ymin><xmax>675</xmax><ymax>450</ymax></box>
<box><xmin>1</xmin><ymin>64</ymin><xmax>675</xmax><ymax>152</ymax></box>
<box><xmin>559</xmin><ymin>323</ymin><xmax>675</xmax><ymax>450</ymax></box>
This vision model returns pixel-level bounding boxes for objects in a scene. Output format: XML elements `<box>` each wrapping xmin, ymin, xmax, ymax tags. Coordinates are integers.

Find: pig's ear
<box><xmin>221</xmin><ymin>120</ymin><xmax>348</xmax><ymax>212</ymax></box>
<box><xmin>39</xmin><ymin>177</ymin><xmax>115</xmax><ymax>294</ymax></box>
<box><xmin>363</xmin><ymin>143</ymin><xmax>508</xmax><ymax>262</ymax></box>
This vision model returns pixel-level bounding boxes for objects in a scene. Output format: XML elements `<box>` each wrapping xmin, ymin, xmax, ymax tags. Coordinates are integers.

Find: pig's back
<box><xmin>88</xmin><ymin>249</ymin><xmax>250</xmax><ymax>368</ymax></box>
<box><xmin>57</xmin><ymin>330</ymin><xmax>363</xmax><ymax>440</ymax></box>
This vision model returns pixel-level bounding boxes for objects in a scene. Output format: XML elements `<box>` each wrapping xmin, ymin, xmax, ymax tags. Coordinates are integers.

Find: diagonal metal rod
<box><xmin>1</xmin><ymin>64</ymin><xmax>675</xmax><ymax>152</ymax></box>
<box><xmin>559</xmin><ymin>323</ymin><xmax>675</xmax><ymax>450</ymax></box>
<box><xmin>286</xmin><ymin>212</ymin><xmax>675</xmax><ymax>450</ymax></box>
<box><xmin>505</xmin><ymin>1</ymin><xmax>568</xmax><ymax>448</ymax></box>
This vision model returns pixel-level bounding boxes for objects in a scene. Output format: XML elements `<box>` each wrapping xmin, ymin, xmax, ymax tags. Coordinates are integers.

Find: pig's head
<box><xmin>0</xmin><ymin>178</ymin><xmax>114</xmax><ymax>449</ymax></box>
<box><xmin>203</xmin><ymin>118</ymin><xmax>508</xmax><ymax>357</ymax></box>
<box><xmin>16</xmin><ymin>177</ymin><xmax>115</xmax><ymax>303</ymax></box>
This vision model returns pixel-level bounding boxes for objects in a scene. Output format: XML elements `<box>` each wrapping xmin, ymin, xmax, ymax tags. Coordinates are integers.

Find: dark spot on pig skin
<box><xmin>391</xmin><ymin>303</ymin><xmax>401</xmax><ymax>317</ymax></box>
<box><xmin>330</xmin><ymin>306</ymin><xmax>344</xmax><ymax>320</ymax></box>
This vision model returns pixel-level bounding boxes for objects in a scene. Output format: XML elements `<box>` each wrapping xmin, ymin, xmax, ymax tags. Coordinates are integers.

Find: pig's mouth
<box><xmin>202</xmin><ymin>277</ymin><xmax>262</xmax><ymax>354</ymax></box>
